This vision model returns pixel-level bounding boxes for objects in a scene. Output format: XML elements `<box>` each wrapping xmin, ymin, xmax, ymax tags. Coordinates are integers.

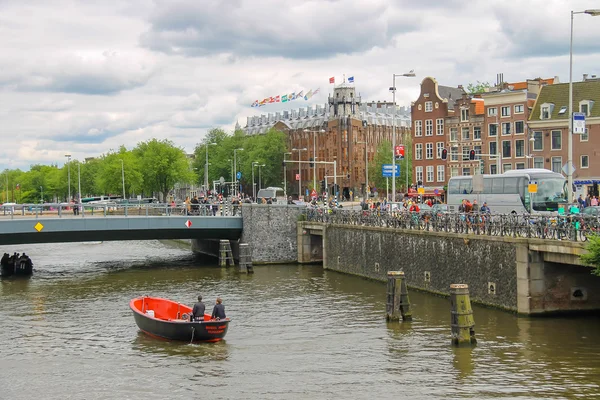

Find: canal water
<box><xmin>0</xmin><ymin>241</ymin><xmax>599</xmax><ymax>400</ymax></box>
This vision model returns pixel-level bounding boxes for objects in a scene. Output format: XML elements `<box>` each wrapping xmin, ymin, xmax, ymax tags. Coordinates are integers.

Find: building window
<box><xmin>436</xmin><ymin>119</ymin><xmax>444</xmax><ymax>135</ymax></box>
<box><xmin>416</xmin><ymin>166</ymin><xmax>423</xmax><ymax>183</ymax></box>
<box><xmin>533</xmin><ymin>131</ymin><xmax>543</xmax><ymax>150</ymax></box>
<box><xmin>426</xmin><ymin>166</ymin><xmax>434</xmax><ymax>182</ymax></box>
<box><xmin>437</xmin><ymin>165</ymin><xmax>445</xmax><ymax>182</ymax></box>
<box><xmin>436</xmin><ymin>142</ymin><xmax>444</xmax><ymax>159</ymax></box>
<box><xmin>551</xmin><ymin>130</ymin><xmax>561</xmax><ymax>150</ymax></box>
<box><xmin>551</xmin><ymin>157</ymin><xmax>562</xmax><ymax>174</ymax></box>
<box><xmin>451</xmin><ymin>167</ymin><xmax>459</xmax><ymax>177</ymax></box>
<box><xmin>502</xmin><ymin>140</ymin><xmax>511</xmax><ymax>158</ymax></box>
<box><xmin>474</xmin><ymin>127</ymin><xmax>481</xmax><ymax>140</ymax></box>
<box><xmin>541</xmin><ymin>105</ymin><xmax>552</xmax><ymax>119</ymax></box>
<box><xmin>415</xmin><ymin>143</ymin><xmax>423</xmax><ymax>160</ymax></box>
<box><xmin>490</xmin><ymin>165</ymin><xmax>497</xmax><ymax>175</ymax></box>
<box><xmin>415</xmin><ymin>120</ymin><xmax>422</xmax><ymax>137</ymax></box>
<box><xmin>489</xmin><ymin>123</ymin><xmax>497</xmax><ymax>137</ymax></box>
<box><xmin>489</xmin><ymin>142</ymin><xmax>497</xmax><ymax>160</ymax></box>
<box><xmin>461</xmin><ymin>108</ymin><xmax>469</xmax><ymax>122</ymax></box>
<box><xmin>450</xmin><ymin>127</ymin><xmax>458</xmax><ymax>141</ymax></box>
<box><xmin>514</xmin><ymin>104</ymin><xmax>524</xmax><ymax>114</ymax></box>
<box><xmin>515</xmin><ymin>139</ymin><xmax>525</xmax><ymax>157</ymax></box>
<box><xmin>501</xmin><ymin>106</ymin><xmax>511</xmax><ymax>117</ymax></box>
<box><xmin>487</xmin><ymin>107</ymin><xmax>497</xmax><ymax>117</ymax></box>
<box><xmin>581</xmin><ymin>127</ymin><xmax>589</xmax><ymax>142</ymax></box>
<box><xmin>451</xmin><ymin>148</ymin><xmax>458</xmax><ymax>161</ymax></box>
<box><xmin>503</xmin><ymin>163</ymin><xmax>512</xmax><ymax>173</ymax></box>
<box><xmin>425</xmin><ymin>101</ymin><xmax>433</xmax><ymax>112</ymax></box>
<box><xmin>462</xmin><ymin>146</ymin><xmax>471</xmax><ymax>161</ymax></box>
<box><xmin>462</xmin><ymin>167</ymin><xmax>471</xmax><ymax>176</ymax></box>
<box><xmin>426</xmin><ymin>143</ymin><xmax>433</xmax><ymax>159</ymax></box>
<box><xmin>462</xmin><ymin>127</ymin><xmax>470</xmax><ymax>140</ymax></box>
<box><xmin>534</xmin><ymin>157</ymin><xmax>544</xmax><ymax>169</ymax></box>
<box><xmin>516</xmin><ymin>162</ymin><xmax>525</xmax><ymax>170</ymax></box>
<box><xmin>515</xmin><ymin>121</ymin><xmax>524</xmax><ymax>134</ymax></box>
<box><xmin>580</xmin><ymin>102</ymin><xmax>589</xmax><ymax>116</ymax></box>
<box><xmin>502</xmin><ymin>122</ymin><xmax>511</xmax><ymax>135</ymax></box>
<box><xmin>581</xmin><ymin>155</ymin><xmax>589</xmax><ymax>168</ymax></box>
<box><xmin>425</xmin><ymin>120</ymin><xmax>433</xmax><ymax>136</ymax></box>
<box><xmin>474</xmin><ymin>145</ymin><xmax>482</xmax><ymax>159</ymax></box>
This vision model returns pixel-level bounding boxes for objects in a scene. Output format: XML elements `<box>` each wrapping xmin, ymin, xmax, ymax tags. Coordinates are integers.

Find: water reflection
<box><xmin>452</xmin><ymin>346</ymin><xmax>475</xmax><ymax>380</ymax></box>
<box><xmin>132</xmin><ymin>332</ymin><xmax>231</xmax><ymax>364</ymax></box>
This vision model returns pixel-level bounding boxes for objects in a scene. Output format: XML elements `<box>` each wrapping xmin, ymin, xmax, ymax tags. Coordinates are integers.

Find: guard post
<box><xmin>450</xmin><ymin>284</ymin><xmax>476</xmax><ymax>346</ymax></box>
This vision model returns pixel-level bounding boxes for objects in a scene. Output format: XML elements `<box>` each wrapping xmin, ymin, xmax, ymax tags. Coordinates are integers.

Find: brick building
<box><xmin>411</xmin><ymin>77</ymin><xmax>464</xmax><ymax>193</ymax></box>
<box><xmin>446</xmin><ymin>93</ymin><xmax>485</xmax><ymax>178</ymax></box>
<box><xmin>527</xmin><ymin>77</ymin><xmax>600</xmax><ymax>197</ymax></box>
<box><xmin>244</xmin><ymin>84</ymin><xmax>411</xmax><ymax>199</ymax></box>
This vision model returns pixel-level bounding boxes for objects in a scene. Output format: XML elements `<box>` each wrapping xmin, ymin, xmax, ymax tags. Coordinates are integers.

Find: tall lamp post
<box><xmin>65</xmin><ymin>154</ymin><xmax>71</xmax><ymax>202</ymax></box>
<box><xmin>390</xmin><ymin>70</ymin><xmax>416</xmax><ymax>202</ymax></box>
<box><xmin>303</xmin><ymin>128</ymin><xmax>326</xmax><ymax>190</ymax></box>
<box><xmin>40</xmin><ymin>186</ymin><xmax>43</xmax><ymax>204</ymax></box>
<box><xmin>292</xmin><ymin>147</ymin><xmax>307</xmax><ymax>200</ymax></box>
<box><xmin>568</xmin><ymin>9</ymin><xmax>600</xmax><ymax>202</ymax></box>
<box><xmin>204</xmin><ymin>142</ymin><xmax>217</xmax><ymax>193</ymax></box>
<box><xmin>283</xmin><ymin>152</ymin><xmax>292</xmax><ymax>200</ymax></box>
<box><xmin>120</xmin><ymin>159</ymin><xmax>126</xmax><ymax>200</ymax></box>
<box><xmin>355</xmin><ymin>139</ymin><xmax>368</xmax><ymax>199</ymax></box>
<box><xmin>258</xmin><ymin>163</ymin><xmax>266</xmax><ymax>191</ymax></box>
<box><xmin>233</xmin><ymin>148</ymin><xmax>244</xmax><ymax>197</ymax></box>
<box><xmin>78</xmin><ymin>163</ymin><xmax>82</xmax><ymax>205</ymax></box>
<box><xmin>252</xmin><ymin>161</ymin><xmax>259</xmax><ymax>200</ymax></box>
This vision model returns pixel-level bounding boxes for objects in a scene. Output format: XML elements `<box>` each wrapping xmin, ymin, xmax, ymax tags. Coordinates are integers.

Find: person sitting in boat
<box><xmin>211</xmin><ymin>297</ymin><xmax>226</xmax><ymax>320</ymax></box>
<box><xmin>191</xmin><ymin>295</ymin><xmax>206</xmax><ymax>321</ymax></box>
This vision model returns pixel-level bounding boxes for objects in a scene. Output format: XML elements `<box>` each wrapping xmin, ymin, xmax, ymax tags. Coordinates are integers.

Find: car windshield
<box><xmin>532</xmin><ymin>177</ymin><xmax>568</xmax><ymax>211</ymax></box>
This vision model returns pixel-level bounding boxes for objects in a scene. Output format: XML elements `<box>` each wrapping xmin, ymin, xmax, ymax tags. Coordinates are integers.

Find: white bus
<box><xmin>447</xmin><ymin>169</ymin><xmax>568</xmax><ymax>214</ymax></box>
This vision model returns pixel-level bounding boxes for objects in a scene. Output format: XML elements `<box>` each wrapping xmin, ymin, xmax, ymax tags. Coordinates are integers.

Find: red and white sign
<box><xmin>310</xmin><ymin>189</ymin><xmax>318</xmax><ymax>198</ymax></box>
<box><xmin>295</xmin><ymin>173</ymin><xmax>300</xmax><ymax>181</ymax></box>
<box><xmin>185</xmin><ymin>220</ymin><xmax>192</xmax><ymax>228</ymax></box>
<box><xmin>394</xmin><ymin>145</ymin><xmax>405</xmax><ymax>160</ymax></box>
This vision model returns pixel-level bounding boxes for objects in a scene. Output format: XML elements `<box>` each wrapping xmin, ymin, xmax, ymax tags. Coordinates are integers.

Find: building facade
<box><xmin>244</xmin><ymin>84</ymin><xmax>411</xmax><ymax>199</ymax></box>
<box><xmin>446</xmin><ymin>93</ymin><xmax>485</xmax><ymax>178</ymax></box>
<box><xmin>527</xmin><ymin>77</ymin><xmax>600</xmax><ymax>197</ymax></box>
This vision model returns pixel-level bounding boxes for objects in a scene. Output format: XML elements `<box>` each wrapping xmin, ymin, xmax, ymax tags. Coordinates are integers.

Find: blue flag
<box><xmin>348</xmin><ymin>76</ymin><xmax>354</xmax><ymax>83</ymax></box>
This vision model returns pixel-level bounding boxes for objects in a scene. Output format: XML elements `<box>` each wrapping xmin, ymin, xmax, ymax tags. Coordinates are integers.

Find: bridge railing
<box><xmin>304</xmin><ymin>209</ymin><xmax>600</xmax><ymax>242</ymax></box>
<box><xmin>0</xmin><ymin>202</ymin><xmax>243</xmax><ymax>219</ymax></box>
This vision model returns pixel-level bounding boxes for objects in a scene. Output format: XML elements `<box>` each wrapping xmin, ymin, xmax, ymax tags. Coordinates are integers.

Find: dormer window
<box><xmin>461</xmin><ymin>108</ymin><xmax>469</xmax><ymax>122</ymax></box>
<box><xmin>580</xmin><ymin>100</ymin><xmax>594</xmax><ymax>116</ymax></box>
<box><xmin>540</xmin><ymin>103</ymin><xmax>554</xmax><ymax>120</ymax></box>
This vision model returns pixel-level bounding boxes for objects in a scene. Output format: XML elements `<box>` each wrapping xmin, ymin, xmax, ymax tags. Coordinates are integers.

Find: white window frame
<box><xmin>461</xmin><ymin>127</ymin><xmax>470</xmax><ymax>140</ymax></box>
<box><xmin>515</xmin><ymin>162</ymin><xmax>525</xmax><ymax>170</ymax></box>
<box><xmin>414</xmin><ymin>120</ymin><xmax>422</xmax><ymax>137</ymax></box>
<box><xmin>415</xmin><ymin>166</ymin><xmax>423</xmax><ymax>183</ymax></box>
<box><xmin>426</xmin><ymin>142</ymin><xmax>433</xmax><ymax>160</ymax></box>
<box><xmin>487</xmin><ymin>107</ymin><xmax>497</xmax><ymax>117</ymax></box>
<box><xmin>502</xmin><ymin>140</ymin><xmax>511</xmax><ymax>159</ymax></box>
<box><xmin>425</xmin><ymin>119</ymin><xmax>433</xmax><ymax>136</ymax></box>
<box><xmin>461</xmin><ymin>108</ymin><xmax>469</xmax><ymax>122</ymax></box>
<box><xmin>437</xmin><ymin>165</ymin><xmax>445</xmax><ymax>182</ymax></box>
<box><xmin>462</xmin><ymin>167</ymin><xmax>471</xmax><ymax>176</ymax></box>
<box><xmin>426</xmin><ymin>166</ymin><xmax>434</xmax><ymax>182</ymax></box>
<box><xmin>490</xmin><ymin>164</ymin><xmax>498</xmax><ymax>175</ymax></box>
<box><xmin>515</xmin><ymin>139</ymin><xmax>525</xmax><ymax>158</ymax></box>
<box><xmin>501</xmin><ymin>122</ymin><xmax>511</xmax><ymax>135</ymax></box>
<box><xmin>473</xmin><ymin>126</ymin><xmax>481</xmax><ymax>140</ymax></box>
<box><xmin>514</xmin><ymin>104</ymin><xmax>524</xmax><ymax>114</ymax></box>
<box><xmin>551</xmin><ymin>130</ymin><xmax>562</xmax><ymax>150</ymax></box>
<box><xmin>451</xmin><ymin>167</ymin><xmax>459</xmax><ymax>177</ymax></box>
<box><xmin>489</xmin><ymin>142</ymin><xmax>497</xmax><ymax>160</ymax></box>
<box><xmin>503</xmin><ymin>163</ymin><xmax>512</xmax><ymax>173</ymax></box>
<box><xmin>540</xmin><ymin>103</ymin><xmax>554</xmax><ymax>120</ymax></box>
<box><xmin>425</xmin><ymin>101</ymin><xmax>433</xmax><ymax>112</ymax></box>
<box><xmin>450</xmin><ymin>127</ymin><xmax>458</xmax><ymax>142</ymax></box>
<box><xmin>501</xmin><ymin>106</ymin><xmax>511</xmax><ymax>117</ymax></box>
<box><xmin>415</xmin><ymin>143</ymin><xmax>423</xmax><ymax>160</ymax></box>
<box><xmin>488</xmin><ymin>123</ymin><xmax>497</xmax><ymax>137</ymax></box>
<box><xmin>533</xmin><ymin>131</ymin><xmax>543</xmax><ymax>151</ymax></box>
<box><xmin>533</xmin><ymin>157</ymin><xmax>544</xmax><ymax>169</ymax></box>
<box><xmin>451</xmin><ymin>147</ymin><xmax>458</xmax><ymax>162</ymax></box>
<box><xmin>551</xmin><ymin>156</ymin><xmax>562</xmax><ymax>174</ymax></box>
<box><xmin>579</xmin><ymin>100</ymin><xmax>594</xmax><ymax>116</ymax></box>
<box><xmin>581</xmin><ymin>155</ymin><xmax>589</xmax><ymax>169</ymax></box>
<box><xmin>436</xmin><ymin>142</ymin><xmax>444</xmax><ymax>159</ymax></box>
<box><xmin>514</xmin><ymin>121</ymin><xmax>525</xmax><ymax>135</ymax></box>
<box><xmin>581</xmin><ymin>127</ymin><xmax>589</xmax><ymax>142</ymax></box>
<box><xmin>436</xmin><ymin>118</ymin><xmax>444</xmax><ymax>136</ymax></box>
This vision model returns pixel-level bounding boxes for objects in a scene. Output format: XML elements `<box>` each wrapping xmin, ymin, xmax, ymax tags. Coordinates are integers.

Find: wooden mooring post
<box><xmin>218</xmin><ymin>240</ymin><xmax>235</xmax><ymax>268</ymax></box>
<box><xmin>238</xmin><ymin>243</ymin><xmax>253</xmax><ymax>273</ymax></box>
<box><xmin>386</xmin><ymin>271</ymin><xmax>412</xmax><ymax>321</ymax></box>
<box><xmin>450</xmin><ymin>284</ymin><xmax>476</xmax><ymax>346</ymax></box>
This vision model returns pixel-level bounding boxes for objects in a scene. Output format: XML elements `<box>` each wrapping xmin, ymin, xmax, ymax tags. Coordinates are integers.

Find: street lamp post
<box><xmin>355</xmin><ymin>139</ymin><xmax>368</xmax><ymax>199</ymax></box>
<box><xmin>390</xmin><ymin>70</ymin><xmax>416</xmax><ymax>202</ymax></box>
<box><xmin>78</xmin><ymin>163</ymin><xmax>82</xmax><ymax>205</ymax></box>
<box><xmin>233</xmin><ymin>148</ymin><xmax>244</xmax><ymax>197</ymax></box>
<box><xmin>258</xmin><ymin>164</ymin><xmax>266</xmax><ymax>191</ymax></box>
<box><xmin>283</xmin><ymin>152</ymin><xmax>292</xmax><ymax>200</ymax></box>
<box><xmin>40</xmin><ymin>186</ymin><xmax>43</xmax><ymax>204</ymax></box>
<box><xmin>65</xmin><ymin>154</ymin><xmax>71</xmax><ymax>202</ymax></box>
<box><xmin>204</xmin><ymin>142</ymin><xmax>217</xmax><ymax>194</ymax></box>
<box><xmin>568</xmin><ymin>9</ymin><xmax>600</xmax><ymax>202</ymax></box>
<box><xmin>303</xmin><ymin>128</ymin><xmax>325</xmax><ymax>190</ymax></box>
<box><xmin>120</xmin><ymin>159</ymin><xmax>126</xmax><ymax>200</ymax></box>
<box><xmin>292</xmin><ymin>147</ymin><xmax>307</xmax><ymax>200</ymax></box>
<box><xmin>252</xmin><ymin>161</ymin><xmax>259</xmax><ymax>200</ymax></box>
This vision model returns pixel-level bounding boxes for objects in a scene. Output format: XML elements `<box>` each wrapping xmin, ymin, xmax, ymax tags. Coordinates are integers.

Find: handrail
<box><xmin>0</xmin><ymin>201</ymin><xmax>244</xmax><ymax>219</ymax></box>
<box><xmin>304</xmin><ymin>209</ymin><xmax>599</xmax><ymax>242</ymax></box>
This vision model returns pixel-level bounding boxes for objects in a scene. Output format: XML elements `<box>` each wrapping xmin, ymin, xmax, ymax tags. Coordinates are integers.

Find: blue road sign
<box><xmin>236</xmin><ymin>171</ymin><xmax>242</xmax><ymax>180</ymax></box>
<box><xmin>382</xmin><ymin>164</ymin><xmax>400</xmax><ymax>177</ymax></box>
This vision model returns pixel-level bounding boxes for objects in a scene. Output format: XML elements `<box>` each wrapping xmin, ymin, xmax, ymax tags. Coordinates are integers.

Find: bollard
<box><xmin>386</xmin><ymin>271</ymin><xmax>412</xmax><ymax>321</ymax></box>
<box><xmin>450</xmin><ymin>284</ymin><xmax>476</xmax><ymax>346</ymax></box>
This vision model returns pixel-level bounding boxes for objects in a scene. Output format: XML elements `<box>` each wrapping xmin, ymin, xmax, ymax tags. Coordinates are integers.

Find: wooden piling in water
<box><xmin>450</xmin><ymin>284</ymin><xmax>476</xmax><ymax>346</ymax></box>
<box><xmin>386</xmin><ymin>271</ymin><xmax>412</xmax><ymax>321</ymax></box>
<box><xmin>238</xmin><ymin>243</ymin><xmax>253</xmax><ymax>273</ymax></box>
<box><xmin>219</xmin><ymin>240</ymin><xmax>234</xmax><ymax>267</ymax></box>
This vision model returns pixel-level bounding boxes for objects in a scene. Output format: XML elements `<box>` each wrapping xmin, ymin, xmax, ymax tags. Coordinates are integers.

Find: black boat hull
<box><xmin>1</xmin><ymin>255</ymin><xmax>33</xmax><ymax>278</ymax></box>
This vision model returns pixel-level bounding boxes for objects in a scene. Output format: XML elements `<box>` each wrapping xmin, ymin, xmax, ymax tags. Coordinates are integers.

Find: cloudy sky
<box><xmin>1</xmin><ymin>0</ymin><xmax>599</xmax><ymax>171</ymax></box>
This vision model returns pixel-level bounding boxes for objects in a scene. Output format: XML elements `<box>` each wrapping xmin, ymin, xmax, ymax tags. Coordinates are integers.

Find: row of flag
<box><xmin>251</xmin><ymin>88</ymin><xmax>321</xmax><ymax>107</ymax></box>
<box><xmin>329</xmin><ymin>76</ymin><xmax>355</xmax><ymax>84</ymax></box>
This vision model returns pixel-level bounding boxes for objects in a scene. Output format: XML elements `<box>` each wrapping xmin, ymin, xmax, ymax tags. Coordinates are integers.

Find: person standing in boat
<box><xmin>211</xmin><ymin>297</ymin><xmax>226</xmax><ymax>320</ymax></box>
<box><xmin>191</xmin><ymin>295</ymin><xmax>206</xmax><ymax>321</ymax></box>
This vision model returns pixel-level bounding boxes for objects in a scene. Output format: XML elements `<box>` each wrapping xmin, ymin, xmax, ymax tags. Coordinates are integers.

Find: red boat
<box><xmin>130</xmin><ymin>296</ymin><xmax>229</xmax><ymax>342</ymax></box>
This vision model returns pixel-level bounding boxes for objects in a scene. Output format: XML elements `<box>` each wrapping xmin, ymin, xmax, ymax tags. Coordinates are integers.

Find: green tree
<box><xmin>369</xmin><ymin>136</ymin><xmax>413</xmax><ymax>198</ymax></box>
<box><xmin>467</xmin><ymin>81</ymin><xmax>492</xmax><ymax>94</ymax></box>
<box><xmin>580</xmin><ymin>235</ymin><xmax>600</xmax><ymax>276</ymax></box>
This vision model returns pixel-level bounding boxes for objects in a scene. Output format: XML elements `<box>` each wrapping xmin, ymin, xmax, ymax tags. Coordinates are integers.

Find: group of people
<box><xmin>577</xmin><ymin>194</ymin><xmax>599</xmax><ymax>209</ymax></box>
<box><xmin>191</xmin><ymin>295</ymin><xmax>226</xmax><ymax>321</ymax></box>
<box><xmin>458</xmin><ymin>199</ymin><xmax>491</xmax><ymax>214</ymax></box>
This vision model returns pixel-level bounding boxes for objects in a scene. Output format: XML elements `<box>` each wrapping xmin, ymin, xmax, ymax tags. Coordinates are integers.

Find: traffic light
<box><xmin>309</xmin><ymin>157</ymin><xmax>314</xmax><ymax>168</ymax></box>
<box><xmin>469</xmin><ymin>150</ymin><xmax>476</xmax><ymax>160</ymax></box>
<box><xmin>320</xmin><ymin>180</ymin><xmax>325</xmax><ymax>192</ymax></box>
<box><xmin>441</xmin><ymin>148</ymin><xmax>448</xmax><ymax>160</ymax></box>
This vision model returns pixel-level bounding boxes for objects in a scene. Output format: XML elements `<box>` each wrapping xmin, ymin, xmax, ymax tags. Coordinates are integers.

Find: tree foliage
<box><xmin>467</xmin><ymin>81</ymin><xmax>492</xmax><ymax>94</ymax></box>
<box><xmin>369</xmin><ymin>135</ymin><xmax>413</xmax><ymax>197</ymax></box>
<box><xmin>580</xmin><ymin>235</ymin><xmax>600</xmax><ymax>276</ymax></box>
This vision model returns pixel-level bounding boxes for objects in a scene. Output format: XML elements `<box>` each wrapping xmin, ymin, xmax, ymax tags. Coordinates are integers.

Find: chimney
<box><xmin>458</xmin><ymin>85</ymin><xmax>463</xmax><ymax>90</ymax></box>
<box><xmin>583</xmin><ymin>73</ymin><xmax>588</xmax><ymax>81</ymax></box>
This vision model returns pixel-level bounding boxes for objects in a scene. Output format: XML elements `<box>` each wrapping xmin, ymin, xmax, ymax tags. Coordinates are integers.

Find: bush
<box><xmin>580</xmin><ymin>234</ymin><xmax>600</xmax><ymax>276</ymax></box>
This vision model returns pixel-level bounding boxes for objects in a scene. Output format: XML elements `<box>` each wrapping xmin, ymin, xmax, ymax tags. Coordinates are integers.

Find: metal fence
<box><xmin>305</xmin><ymin>209</ymin><xmax>600</xmax><ymax>242</ymax></box>
<box><xmin>0</xmin><ymin>202</ymin><xmax>243</xmax><ymax>219</ymax></box>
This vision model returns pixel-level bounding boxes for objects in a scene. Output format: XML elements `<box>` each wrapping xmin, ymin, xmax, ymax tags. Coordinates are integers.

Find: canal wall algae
<box><xmin>313</xmin><ymin>223</ymin><xmax>600</xmax><ymax>315</ymax></box>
